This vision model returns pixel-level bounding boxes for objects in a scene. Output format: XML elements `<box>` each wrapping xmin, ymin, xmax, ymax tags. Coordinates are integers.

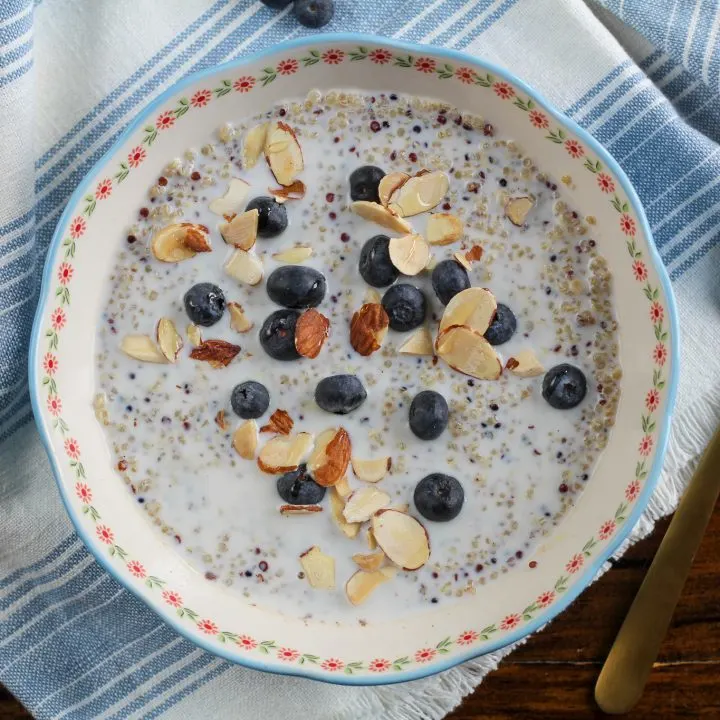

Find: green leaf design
<box><xmin>113</xmin><ymin>544</ymin><xmax>128</xmax><ymax>560</ymax></box>
<box><xmin>554</xmin><ymin>575</ymin><xmax>569</xmax><ymax>593</ymax></box>
<box><xmin>610</xmin><ymin>195</ymin><xmax>623</xmax><ymax>213</ymax></box>
<box><xmin>582</xmin><ymin>537</ymin><xmax>597</xmax><ymax>555</ymax></box>
<box><xmin>545</xmin><ymin>129</ymin><xmax>564</xmax><ymax>144</ymax></box>
<box><xmin>300</xmin><ymin>653</ymin><xmax>319</xmax><ymax>664</ymax></box>
<box><xmin>394</xmin><ymin>54</ymin><xmax>414</xmax><ymax>68</ymax></box>
<box><xmin>84</xmin><ymin>199</ymin><xmax>96</xmax><ymax>217</ymax></box>
<box><xmin>260</xmin><ymin>71</ymin><xmax>277</xmax><ymax>87</ymax></box>
<box><xmin>145</xmin><ymin>575</ymin><xmax>165</xmax><ymax>589</ymax></box>
<box><xmin>343</xmin><ymin>661</ymin><xmax>363</xmax><ymax>674</ymax></box>
<box><xmin>88</xmin><ymin>506</ymin><xmax>100</xmax><ymax>522</ymax></box>
<box><xmin>636</xmin><ymin>461</ymin><xmax>647</xmax><ymax>479</ymax></box>
<box><xmin>583</xmin><ymin>158</ymin><xmax>602</xmax><ymax>173</ymax></box>
<box><xmin>258</xmin><ymin>640</ymin><xmax>277</xmax><ymax>654</ymax></box>
<box><xmin>392</xmin><ymin>656</ymin><xmax>410</xmax><ymax>671</ymax></box>
<box><xmin>480</xmin><ymin>624</ymin><xmax>497</xmax><ymax>635</ymax></box>
<box><xmin>143</xmin><ymin>128</ymin><xmax>158</xmax><ymax>146</ymax></box>
<box><xmin>622</xmin><ymin>201</ymin><xmax>629</xmax><ymax>212</ymax></box>
<box><xmin>474</xmin><ymin>73</ymin><xmax>493</xmax><ymax>87</ymax></box>
<box><xmin>513</xmin><ymin>97</ymin><xmax>532</xmax><ymax>111</ymax></box>
<box><xmin>653</xmin><ymin>287</ymin><xmax>659</xmax><ymax>300</ymax></box>
<box><xmin>214</xmin><ymin>81</ymin><xmax>232</xmax><ymax>98</ymax></box>
<box><xmin>435</xmin><ymin>636</ymin><xmax>453</xmax><ymax>653</ymax></box>
<box><xmin>436</xmin><ymin>63</ymin><xmax>454</xmax><ymax>79</ymax></box>
<box><xmin>615</xmin><ymin>502</ymin><xmax>628</xmax><ymax>522</ymax></box>
<box><xmin>183</xmin><ymin>607</ymin><xmax>199</xmax><ymax>622</ymax></box>
<box><xmin>218</xmin><ymin>631</ymin><xmax>239</xmax><ymax>644</ymax></box>
<box><xmin>302</xmin><ymin>56</ymin><xmax>320</xmax><ymax>66</ymax></box>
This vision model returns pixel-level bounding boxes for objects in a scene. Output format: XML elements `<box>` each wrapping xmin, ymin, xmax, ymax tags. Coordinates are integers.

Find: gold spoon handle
<box><xmin>595</xmin><ymin>425</ymin><xmax>720</xmax><ymax>714</ymax></box>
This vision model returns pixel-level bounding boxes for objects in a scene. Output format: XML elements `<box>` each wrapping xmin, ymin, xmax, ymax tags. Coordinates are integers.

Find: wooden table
<box><xmin>2</xmin><ymin>506</ymin><xmax>719</xmax><ymax>719</ymax></box>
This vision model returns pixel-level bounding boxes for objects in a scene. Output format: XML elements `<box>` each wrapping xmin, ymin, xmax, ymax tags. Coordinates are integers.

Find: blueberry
<box><xmin>431</xmin><ymin>259</ymin><xmax>470</xmax><ymax>305</ymax></box>
<box><xmin>246</xmin><ymin>196</ymin><xmax>288</xmax><ymax>238</ymax></box>
<box><xmin>266</xmin><ymin>266</ymin><xmax>326</xmax><ymax>309</ymax></box>
<box><xmin>259</xmin><ymin>309</ymin><xmax>301</xmax><ymax>361</ymax></box>
<box><xmin>293</xmin><ymin>0</ymin><xmax>334</xmax><ymax>28</ymax></box>
<box><xmin>231</xmin><ymin>381</ymin><xmax>270</xmax><ymax>419</ymax></box>
<box><xmin>277</xmin><ymin>465</ymin><xmax>326</xmax><ymax>505</ymax></box>
<box><xmin>542</xmin><ymin>364</ymin><xmax>587</xmax><ymax>410</ymax></box>
<box><xmin>260</xmin><ymin>0</ymin><xmax>293</xmax><ymax>8</ymax></box>
<box><xmin>359</xmin><ymin>235</ymin><xmax>399</xmax><ymax>288</ymax></box>
<box><xmin>183</xmin><ymin>283</ymin><xmax>225</xmax><ymax>326</ymax></box>
<box><xmin>414</xmin><ymin>473</ymin><xmax>464</xmax><ymax>522</ymax></box>
<box><xmin>315</xmin><ymin>375</ymin><xmax>367</xmax><ymax>415</ymax></box>
<box><xmin>484</xmin><ymin>303</ymin><xmax>517</xmax><ymax>345</ymax></box>
<box><xmin>382</xmin><ymin>284</ymin><xmax>427</xmax><ymax>331</ymax></box>
<box><xmin>409</xmin><ymin>390</ymin><xmax>448</xmax><ymax>440</ymax></box>
<box><xmin>349</xmin><ymin>165</ymin><xmax>385</xmax><ymax>203</ymax></box>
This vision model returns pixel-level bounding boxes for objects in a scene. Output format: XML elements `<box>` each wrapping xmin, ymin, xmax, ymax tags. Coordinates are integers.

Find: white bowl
<box><xmin>30</xmin><ymin>34</ymin><xmax>679</xmax><ymax>684</ymax></box>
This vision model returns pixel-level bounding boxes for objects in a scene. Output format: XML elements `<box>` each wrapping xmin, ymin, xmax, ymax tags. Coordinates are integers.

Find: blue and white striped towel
<box><xmin>1</xmin><ymin>1</ymin><xmax>719</xmax><ymax>718</ymax></box>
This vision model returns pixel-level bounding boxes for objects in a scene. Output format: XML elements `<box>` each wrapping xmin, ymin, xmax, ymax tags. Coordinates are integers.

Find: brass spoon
<box><xmin>595</xmin><ymin>426</ymin><xmax>720</xmax><ymax>714</ymax></box>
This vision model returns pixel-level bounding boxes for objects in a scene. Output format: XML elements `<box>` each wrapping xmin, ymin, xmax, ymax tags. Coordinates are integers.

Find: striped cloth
<box><xmin>1</xmin><ymin>1</ymin><xmax>719</xmax><ymax>718</ymax></box>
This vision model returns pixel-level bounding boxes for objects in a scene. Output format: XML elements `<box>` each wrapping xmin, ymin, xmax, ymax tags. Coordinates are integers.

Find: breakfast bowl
<box><xmin>29</xmin><ymin>34</ymin><xmax>678</xmax><ymax>685</ymax></box>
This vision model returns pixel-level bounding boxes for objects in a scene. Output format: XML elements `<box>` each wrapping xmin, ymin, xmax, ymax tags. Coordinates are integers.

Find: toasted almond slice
<box><xmin>187</xmin><ymin>323</ymin><xmax>202</xmax><ymax>347</ymax></box>
<box><xmin>335</xmin><ymin>475</ymin><xmax>352</xmax><ymax>499</ymax></box>
<box><xmin>398</xmin><ymin>327</ymin><xmax>434</xmax><ymax>357</ymax></box>
<box><xmin>151</xmin><ymin>223</ymin><xmax>204</xmax><ymax>262</ymax></box>
<box><xmin>366</xmin><ymin>527</ymin><xmax>377</xmax><ymax>550</ymax></box>
<box><xmin>295</xmin><ymin>309</ymin><xmax>330</xmax><ymax>359</ymax></box>
<box><xmin>506</xmin><ymin>349</ymin><xmax>545</xmax><ymax>377</ymax></box>
<box><xmin>299</xmin><ymin>546</ymin><xmax>335</xmax><ymax>588</ymax></box>
<box><xmin>215</xmin><ymin>410</ymin><xmax>228</xmax><ymax>431</ymax></box>
<box><xmin>352</xmin><ymin>551</ymin><xmax>385</xmax><ymax>572</ymax></box>
<box><xmin>351</xmin><ymin>456</ymin><xmax>391</xmax><ymax>483</ymax></box>
<box><xmin>224</xmin><ymin>249</ymin><xmax>263</xmax><ymax>286</ymax></box>
<box><xmin>436</xmin><ymin>325</ymin><xmax>502</xmax><ymax>380</ymax></box>
<box><xmin>371</xmin><ymin>509</ymin><xmax>430</xmax><ymax>571</ymax></box>
<box><xmin>183</xmin><ymin>227</ymin><xmax>212</xmax><ymax>253</ymax></box>
<box><xmin>209</xmin><ymin>178</ymin><xmax>251</xmax><ymax>217</ymax></box>
<box><xmin>378</xmin><ymin>172</ymin><xmax>410</xmax><ymax>207</ymax></box>
<box><xmin>228</xmin><ymin>302</ymin><xmax>254</xmax><ymax>333</ymax></box>
<box><xmin>452</xmin><ymin>251</ymin><xmax>472</xmax><ymax>271</ymax></box>
<box><xmin>156</xmin><ymin>318</ymin><xmax>183</xmax><ymax>362</ymax></box>
<box><xmin>389</xmin><ymin>503</ymin><xmax>410</xmax><ymax>513</ymax></box>
<box><xmin>388</xmin><ymin>171</ymin><xmax>449</xmax><ymax>217</ymax></box>
<box><xmin>505</xmin><ymin>196</ymin><xmax>535</xmax><ymax>226</ymax></box>
<box><xmin>272</xmin><ymin>246</ymin><xmax>313</xmax><ymax>264</ymax></box>
<box><xmin>350</xmin><ymin>303</ymin><xmax>389</xmax><ymax>356</ymax></box>
<box><xmin>257</xmin><ymin>432</ymin><xmax>313</xmax><ymax>474</ymax></box>
<box><xmin>269</xmin><ymin>180</ymin><xmax>306</xmax><ymax>202</ymax></box>
<box><xmin>232</xmin><ymin>419</ymin><xmax>258</xmax><ymax>459</ymax></box>
<box><xmin>388</xmin><ymin>233</ymin><xmax>430</xmax><ymax>276</ymax></box>
<box><xmin>280</xmin><ymin>504</ymin><xmax>323</xmax><ymax>516</ymax></box>
<box><xmin>120</xmin><ymin>335</ymin><xmax>168</xmax><ymax>363</ymax></box>
<box><xmin>466</xmin><ymin>245</ymin><xmax>484</xmax><ymax>263</ymax></box>
<box><xmin>190</xmin><ymin>339</ymin><xmax>241</xmax><ymax>368</ymax></box>
<box><xmin>439</xmin><ymin>287</ymin><xmax>498</xmax><ymax>335</ymax></box>
<box><xmin>343</xmin><ymin>486</ymin><xmax>391</xmax><ymax>523</ymax></box>
<box><xmin>346</xmin><ymin>568</ymin><xmax>392</xmax><ymax>606</ymax></box>
<box><xmin>260</xmin><ymin>409</ymin><xmax>293</xmax><ymax>435</ymax></box>
<box><xmin>363</xmin><ymin>287</ymin><xmax>382</xmax><ymax>305</ymax></box>
<box><xmin>264</xmin><ymin>121</ymin><xmax>304</xmax><ymax>186</ymax></box>
<box><xmin>426</xmin><ymin>213</ymin><xmax>463</xmax><ymax>246</ymax></box>
<box><xmin>307</xmin><ymin>427</ymin><xmax>351</xmax><ymax>487</ymax></box>
<box><xmin>330</xmin><ymin>488</ymin><xmax>361</xmax><ymax>538</ymax></box>
<box><xmin>242</xmin><ymin>122</ymin><xmax>268</xmax><ymax>169</ymax></box>
<box><xmin>350</xmin><ymin>201</ymin><xmax>413</xmax><ymax>234</ymax></box>
<box><xmin>219</xmin><ymin>209</ymin><xmax>258</xmax><ymax>250</ymax></box>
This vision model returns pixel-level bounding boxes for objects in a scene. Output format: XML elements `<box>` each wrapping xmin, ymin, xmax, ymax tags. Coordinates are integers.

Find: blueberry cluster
<box><xmin>260</xmin><ymin>0</ymin><xmax>334</xmax><ymax>28</ymax></box>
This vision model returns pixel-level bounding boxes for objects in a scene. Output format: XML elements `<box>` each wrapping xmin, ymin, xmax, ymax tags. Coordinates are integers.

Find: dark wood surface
<box><xmin>2</xmin><ymin>505</ymin><xmax>718</xmax><ymax>719</ymax></box>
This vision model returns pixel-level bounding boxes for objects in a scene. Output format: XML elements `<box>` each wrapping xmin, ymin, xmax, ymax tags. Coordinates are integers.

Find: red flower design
<box><xmin>277</xmin><ymin>59</ymin><xmax>298</xmax><ymax>75</ymax></box>
<box><xmin>321</xmin><ymin>658</ymin><xmax>344</xmax><ymax>671</ymax></box>
<box><xmin>277</xmin><ymin>647</ymin><xmax>300</xmax><ymax>662</ymax></box>
<box><xmin>620</xmin><ymin>213</ymin><xmax>636</xmax><ymax>236</ymax></box>
<box><xmin>500</xmin><ymin>613</ymin><xmax>522</xmax><ymax>631</ymax></box>
<box><xmin>190</xmin><ymin>89</ymin><xmax>212</xmax><ymax>108</ymax></box>
<box><xmin>69</xmin><ymin>216</ymin><xmax>86</xmax><ymax>239</ymax></box>
<box><xmin>369</xmin><ymin>48</ymin><xmax>392</xmax><ymax>64</ymax></box>
<box><xmin>415</xmin><ymin>57</ymin><xmax>436</xmax><ymax>74</ymax></box>
<box><xmin>646</xmin><ymin>388</ymin><xmax>660</xmax><ymax>412</ymax></box>
<box><xmin>457</xmin><ymin>630</ymin><xmax>479</xmax><ymax>646</ymax></box>
<box><xmin>493</xmin><ymin>81</ymin><xmax>515</xmax><ymax>99</ymax></box>
<box><xmin>64</xmin><ymin>437</ymin><xmax>80</xmax><ymax>459</ymax></box>
<box><xmin>649</xmin><ymin>301</ymin><xmax>664</xmax><ymax>323</ymax></box>
<box><xmin>653</xmin><ymin>343</ymin><xmax>668</xmax><ymax>366</ymax></box>
<box><xmin>638</xmin><ymin>434</ymin><xmax>654</xmax><ymax>456</ymax></box>
<box><xmin>57</xmin><ymin>262</ymin><xmax>74</xmax><ymax>285</ymax></box>
<box><xmin>369</xmin><ymin>658</ymin><xmax>391</xmax><ymax>672</ymax></box>
<box><xmin>156</xmin><ymin>111</ymin><xmax>175</xmax><ymax>130</ymax></box>
<box><xmin>47</xmin><ymin>395</ymin><xmax>62</xmax><ymax>416</ymax></box>
<box><xmin>43</xmin><ymin>353</ymin><xmax>58</xmax><ymax>375</ymax></box>
<box><xmin>75</xmin><ymin>482</ymin><xmax>92</xmax><ymax>503</ymax></box>
<box><xmin>96</xmin><ymin>525</ymin><xmax>114</xmax><ymax>544</ymax></box>
<box><xmin>51</xmin><ymin>308</ymin><xmax>66</xmax><ymax>330</ymax></box>
<box><xmin>197</xmin><ymin>619</ymin><xmax>218</xmax><ymax>635</ymax></box>
<box><xmin>233</xmin><ymin>76</ymin><xmax>256</xmax><ymax>93</ymax></box>
<box><xmin>162</xmin><ymin>590</ymin><xmax>183</xmax><ymax>608</ymax></box>
<box><xmin>598</xmin><ymin>520</ymin><xmax>617</xmax><ymax>540</ymax></box>
<box><xmin>564</xmin><ymin>139</ymin><xmax>585</xmax><ymax>158</ymax></box>
<box><xmin>455</xmin><ymin>67</ymin><xmax>475</xmax><ymax>84</ymax></box>
<box><xmin>414</xmin><ymin>648</ymin><xmax>436</xmax><ymax>663</ymax></box>
<box><xmin>322</xmin><ymin>49</ymin><xmax>344</xmax><ymax>65</ymax></box>
<box><xmin>237</xmin><ymin>634</ymin><xmax>257</xmax><ymax>650</ymax></box>
<box><xmin>95</xmin><ymin>178</ymin><xmax>112</xmax><ymax>200</ymax></box>
<box><xmin>127</xmin><ymin>146</ymin><xmax>146</xmax><ymax>168</ymax></box>
<box><xmin>625</xmin><ymin>480</ymin><xmax>641</xmax><ymax>502</ymax></box>
<box><xmin>528</xmin><ymin>110</ymin><xmax>549</xmax><ymax>129</ymax></box>
<box><xmin>536</xmin><ymin>590</ymin><xmax>556</xmax><ymax>608</ymax></box>
<box><xmin>632</xmin><ymin>260</ymin><xmax>648</xmax><ymax>281</ymax></box>
<box><xmin>596</xmin><ymin>172</ymin><xmax>615</xmax><ymax>193</ymax></box>
<box><xmin>565</xmin><ymin>553</ymin><xmax>584</xmax><ymax>574</ymax></box>
<box><xmin>127</xmin><ymin>560</ymin><xmax>146</xmax><ymax>578</ymax></box>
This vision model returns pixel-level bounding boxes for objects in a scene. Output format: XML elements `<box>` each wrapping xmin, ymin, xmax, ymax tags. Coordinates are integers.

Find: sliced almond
<box><xmin>378</xmin><ymin>172</ymin><xmax>410</xmax><ymax>207</ymax></box>
<box><xmin>260</xmin><ymin>409</ymin><xmax>293</xmax><ymax>435</ymax></box>
<box><xmin>398</xmin><ymin>327</ymin><xmax>434</xmax><ymax>357</ymax></box>
<box><xmin>506</xmin><ymin>349</ymin><xmax>545</xmax><ymax>378</ymax></box>
<box><xmin>505</xmin><ymin>196</ymin><xmax>534</xmax><ymax>226</ymax></box>
<box><xmin>224</xmin><ymin>249</ymin><xmax>263</xmax><ymax>286</ymax></box>
<box><xmin>120</xmin><ymin>335</ymin><xmax>168</xmax><ymax>363</ymax></box>
<box><xmin>272</xmin><ymin>246</ymin><xmax>313</xmax><ymax>264</ymax></box>
<box><xmin>389</xmin><ymin>503</ymin><xmax>410</xmax><ymax>513</ymax></box>
<box><xmin>156</xmin><ymin>318</ymin><xmax>183</xmax><ymax>362</ymax></box>
<box><xmin>343</xmin><ymin>486</ymin><xmax>391</xmax><ymax>523</ymax></box>
<box><xmin>232</xmin><ymin>419</ymin><xmax>258</xmax><ymax>459</ymax></box>
<box><xmin>280</xmin><ymin>504</ymin><xmax>322</xmax><ymax>516</ymax></box>
<box><xmin>346</xmin><ymin>568</ymin><xmax>392</xmax><ymax>606</ymax></box>
<box><xmin>330</xmin><ymin>488</ymin><xmax>361</xmax><ymax>538</ymax></box>
<box><xmin>295</xmin><ymin>309</ymin><xmax>330</xmax><ymax>359</ymax></box>
<box><xmin>335</xmin><ymin>475</ymin><xmax>352</xmax><ymax>499</ymax></box>
<box><xmin>299</xmin><ymin>546</ymin><xmax>335</xmax><ymax>589</ymax></box>
<box><xmin>452</xmin><ymin>251</ymin><xmax>472</xmax><ymax>271</ymax></box>
<box><xmin>257</xmin><ymin>432</ymin><xmax>313</xmax><ymax>474</ymax></box>
<box><xmin>151</xmin><ymin>223</ymin><xmax>209</xmax><ymax>263</ymax></box>
<box><xmin>189</xmin><ymin>339</ymin><xmax>241</xmax><ymax>368</ymax></box>
<box><xmin>242</xmin><ymin>122</ymin><xmax>268</xmax><ymax>169</ymax></box>
<box><xmin>351</xmin><ymin>456</ymin><xmax>391</xmax><ymax>483</ymax></box>
<box><xmin>388</xmin><ymin>233</ymin><xmax>430</xmax><ymax>276</ymax></box>
<box><xmin>228</xmin><ymin>302</ymin><xmax>253</xmax><ymax>333</ymax></box>
<box><xmin>350</xmin><ymin>303</ymin><xmax>389</xmax><ymax>356</ymax></box>
<box><xmin>187</xmin><ymin>323</ymin><xmax>202</xmax><ymax>347</ymax></box>
<box><xmin>426</xmin><ymin>213</ymin><xmax>463</xmax><ymax>246</ymax></box>
<box><xmin>366</xmin><ymin>527</ymin><xmax>377</xmax><ymax>550</ymax></box>
<box><xmin>439</xmin><ymin>287</ymin><xmax>497</xmax><ymax>335</ymax></box>
<box><xmin>215</xmin><ymin>410</ymin><xmax>228</xmax><ymax>431</ymax></box>
<box><xmin>363</xmin><ymin>287</ymin><xmax>382</xmax><ymax>305</ymax></box>
<box><xmin>436</xmin><ymin>325</ymin><xmax>502</xmax><ymax>380</ymax></box>
<box><xmin>388</xmin><ymin>171</ymin><xmax>449</xmax><ymax>217</ymax></box>
<box><xmin>264</xmin><ymin>121</ymin><xmax>303</xmax><ymax>186</ymax></box>
<box><xmin>352</xmin><ymin>551</ymin><xmax>385</xmax><ymax>572</ymax></box>
<box><xmin>209</xmin><ymin>178</ymin><xmax>251</xmax><ymax>216</ymax></box>
<box><xmin>269</xmin><ymin>180</ymin><xmax>306</xmax><ymax>202</ymax></box>
<box><xmin>350</xmin><ymin>201</ymin><xmax>413</xmax><ymax>234</ymax></box>
<box><xmin>465</xmin><ymin>245</ymin><xmax>484</xmax><ymax>263</ymax></box>
<box><xmin>307</xmin><ymin>427</ymin><xmax>351</xmax><ymax>487</ymax></box>
<box><xmin>371</xmin><ymin>509</ymin><xmax>430</xmax><ymax>571</ymax></box>
<box><xmin>219</xmin><ymin>209</ymin><xmax>258</xmax><ymax>250</ymax></box>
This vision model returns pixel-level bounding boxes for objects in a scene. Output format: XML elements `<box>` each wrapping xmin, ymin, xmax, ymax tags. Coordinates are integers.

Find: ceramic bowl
<box><xmin>30</xmin><ymin>34</ymin><xmax>679</xmax><ymax>685</ymax></box>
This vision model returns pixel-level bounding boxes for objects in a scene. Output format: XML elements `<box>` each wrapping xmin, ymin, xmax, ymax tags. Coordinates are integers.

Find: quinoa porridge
<box><xmin>94</xmin><ymin>90</ymin><xmax>621</xmax><ymax>623</ymax></box>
